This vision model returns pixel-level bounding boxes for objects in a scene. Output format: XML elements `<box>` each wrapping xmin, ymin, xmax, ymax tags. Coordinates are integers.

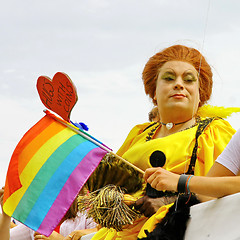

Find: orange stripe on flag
<box><xmin>18</xmin><ymin>120</ymin><xmax>65</xmax><ymax>174</ymax></box>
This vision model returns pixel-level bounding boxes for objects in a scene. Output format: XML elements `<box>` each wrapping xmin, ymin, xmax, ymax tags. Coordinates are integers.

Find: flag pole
<box><xmin>45</xmin><ymin>110</ymin><xmax>145</xmax><ymax>175</ymax></box>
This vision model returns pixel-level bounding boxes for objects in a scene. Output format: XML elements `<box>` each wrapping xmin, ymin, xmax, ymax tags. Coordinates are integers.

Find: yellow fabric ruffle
<box><xmin>93</xmin><ymin>204</ymin><xmax>174</xmax><ymax>240</ymax></box>
<box><xmin>92</xmin><ymin>216</ymin><xmax>148</xmax><ymax>240</ymax></box>
<box><xmin>138</xmin><ymin>203</ymin><xmax>174</xmax><ymax>238</ymax></box>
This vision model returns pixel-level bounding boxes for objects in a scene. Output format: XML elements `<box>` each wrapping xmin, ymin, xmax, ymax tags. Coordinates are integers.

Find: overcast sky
<box><xmin>1</xmin><ymin>0</ymin><xmax>240</xmax><ymax>186</ymax></box>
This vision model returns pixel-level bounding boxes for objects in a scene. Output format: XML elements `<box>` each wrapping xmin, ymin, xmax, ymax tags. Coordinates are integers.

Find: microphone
<box><xmin>149</xmin><ymin>150</ymin><xmax>166</xmax><ymax>168</ymax></box>
<box><xmin>146</xmin><ymin>150</ymin><xmax>166</xmax><ymax>198</ymax></box>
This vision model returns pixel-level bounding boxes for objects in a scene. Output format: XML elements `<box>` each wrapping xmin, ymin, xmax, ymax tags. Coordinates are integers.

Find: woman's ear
<box><xmin>153</xmin><ymin>91</ymin><xmax>157</xmax><ymax>101</ymax></box>
<box><xmin>153</xmin><ymin>92</ymin><xmax>157</xmax><ymax>105</ymax></box>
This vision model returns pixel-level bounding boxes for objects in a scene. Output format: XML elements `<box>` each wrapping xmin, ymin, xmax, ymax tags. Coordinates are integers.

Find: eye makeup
<box><xmin>183</xmin><ymin>72</ymin><xmax>197</xmax><ymax>83</ymax></box>
<box><xmin>161</xmin><ymin>71</ymin><xmax>175</xmax><ymax>81</ymax></box>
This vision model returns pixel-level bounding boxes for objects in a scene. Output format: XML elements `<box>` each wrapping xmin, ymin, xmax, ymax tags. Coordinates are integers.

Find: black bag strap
<box><xmin>143</xmin><ymin>122</ymin><xmax>159</xmax><ymax>132</ymax></box>
<box><xmin>186</xmin><ymin>117</ymin><xmax>216</xmax><ymax>175</ymax></box>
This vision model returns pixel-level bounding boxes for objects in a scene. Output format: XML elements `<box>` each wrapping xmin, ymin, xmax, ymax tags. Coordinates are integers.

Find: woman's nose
<box><xmin>174</xmin><ymin>78</ymin><xmax>184</xmax><ymax>90</ymax></box>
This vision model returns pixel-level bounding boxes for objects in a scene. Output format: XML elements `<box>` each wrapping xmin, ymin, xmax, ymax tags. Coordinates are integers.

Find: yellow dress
<box><xmin>92</xmin><ymin>118</ymin><xmax>235</xmax><ymax>240</ymax></box>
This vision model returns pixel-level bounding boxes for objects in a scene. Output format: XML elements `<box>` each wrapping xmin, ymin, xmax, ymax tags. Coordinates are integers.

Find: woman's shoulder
<box><xmin>205</xmin><ymin>117</ymin><xmax>235</xmax><ymax>132</ymax></box>
<box><xmin>199</xmin><ymin>117</ymin><xmax>236</xmax><ymax>142</ymax></box>
<box><xmin>130</xmin><ymin>122</ymin><xmax>158</xmax><ymax>133</ymax></box>
<box><xmin>116</xmin><ymin>122</ymin><xmax>158</xmax><ymax>156</ymax></box>
<box><xmin>121</xmin><ymin>122</ymin><xmax>159</xmax><ymax>143</ymax></box>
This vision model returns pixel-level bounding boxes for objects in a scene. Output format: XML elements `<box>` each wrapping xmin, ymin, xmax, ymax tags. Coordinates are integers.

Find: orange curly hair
<box><xmin>142</xmin><ymin>45</ymin><xmax>212</xmax><ymax>107</ymax></box>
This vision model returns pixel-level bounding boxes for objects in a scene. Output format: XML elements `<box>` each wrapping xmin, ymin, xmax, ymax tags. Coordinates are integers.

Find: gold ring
<box><xmin>68</xmin><ymin>235</ymin><xmax>73</xmax><ymax>239</ymax></box>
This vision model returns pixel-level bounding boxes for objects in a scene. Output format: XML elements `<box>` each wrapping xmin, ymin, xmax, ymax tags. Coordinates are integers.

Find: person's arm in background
<box><xmin>197</xmin><ymin>161</ymin><xmax>236</xmax><ymax>201</ymax></box>
<box><xmin>34</xmin><ymin>231</ymin><xmax>65</xmax><ymax>240</ymax></box>
<box><xmin>63</xmin><ymin>228</ymin><xmax>98</xmax><ymax>240</ymax></box>
<box><xmin>0</xmin><ymin>211</ymin><xmax>11</xmax><ymax>240</ymax></box>
<box><xmin>198</xmin><ymin>128</ymin><xmax>240</xmax><ymax>200</ymax></box>
<box><xmin>0</xmin><ymin>187</ymin><xmax>10</xmax><ymax>240</ymax></box>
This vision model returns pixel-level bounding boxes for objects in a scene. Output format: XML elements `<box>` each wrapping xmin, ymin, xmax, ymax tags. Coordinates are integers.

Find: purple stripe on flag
<box><xmin>37</xmin><ymin>148</ymin><xmax>107</xmax><ymax>236</ymax></box>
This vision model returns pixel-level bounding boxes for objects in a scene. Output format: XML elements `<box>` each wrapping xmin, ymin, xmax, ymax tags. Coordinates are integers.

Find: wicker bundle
<box><xmin>78</xmin><ymin>185</ymin><xmax>141</xmax><ymax>231</ymax></box>
<box><xmin>86</xmin><ymin>153</ymin><xmax>144</xmax><ymax>194</ymax></box>
<box><xmin>78</xmin><ymin>153</ymin><xmax>144</xmax><ymax>230</ymax></box>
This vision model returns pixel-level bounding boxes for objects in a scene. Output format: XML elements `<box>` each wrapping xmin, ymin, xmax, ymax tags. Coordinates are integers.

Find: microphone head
<box><xmin>149</xmin><ymin>150</ymin><xmax>166</xmax><ymax>167</ymax></box>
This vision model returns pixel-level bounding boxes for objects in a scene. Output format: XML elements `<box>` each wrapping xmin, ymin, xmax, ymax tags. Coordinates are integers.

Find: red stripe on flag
<box><xmin>4</xmin><ymin>116</ymin><xmax>54</xmax><ymax>200</ymax></box>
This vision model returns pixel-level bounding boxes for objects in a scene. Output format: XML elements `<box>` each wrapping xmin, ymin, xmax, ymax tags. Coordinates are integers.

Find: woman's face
<box><xmin>154</xmin><ymin>61</ymin><xmax>200</xmax><ymax>120</ymax></box>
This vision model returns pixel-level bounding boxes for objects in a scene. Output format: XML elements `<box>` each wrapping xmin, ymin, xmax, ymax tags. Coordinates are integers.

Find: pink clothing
<box><xmin>9</xmin><ymin>212</ymin><xmax>97</xmax><ymax>240</ymax></box>
<box><xmin>10</xmin><ymin>224</ymin><xmax>34</xmax><ymax>240</ymax></box>
<box><xmin>60</xmin><ymin>212</ymin><xmax>97</xmax><ymax>237</ymax></box>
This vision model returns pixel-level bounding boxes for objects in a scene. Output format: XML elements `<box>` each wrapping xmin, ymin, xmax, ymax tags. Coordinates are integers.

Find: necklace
<box><xmin>160</xmin><ymin>118</ymin><xmax>194</xmax><ymax>130</ymax></box>
<box><xmin>145</xmin><ymin>120</ymin><xmax>199</xmax><ymax>142</ymax></box>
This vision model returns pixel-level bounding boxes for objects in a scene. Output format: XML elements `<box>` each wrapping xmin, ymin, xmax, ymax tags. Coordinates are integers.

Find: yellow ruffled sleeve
<box><xmin>195</xmin><ymin>118</ymin><xmax>236</xmax><ymax>176</ymax></box>
<box><xmin>116</xmin><ymin>122</ymin><xmax>152</xmax><ymax>157</ymax></box>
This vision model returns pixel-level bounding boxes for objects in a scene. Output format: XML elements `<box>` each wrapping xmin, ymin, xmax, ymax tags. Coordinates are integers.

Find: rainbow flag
<box><xmin>3</xmin><ymin>111</ymin><xmax>108</xmax><ymax>236</ymax></box>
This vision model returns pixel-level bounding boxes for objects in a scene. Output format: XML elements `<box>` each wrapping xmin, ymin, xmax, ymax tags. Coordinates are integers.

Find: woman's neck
<box><xmin>155</xmin><ymin>117</ymin><xmax>196</xmax><ymax>138</ymax></box>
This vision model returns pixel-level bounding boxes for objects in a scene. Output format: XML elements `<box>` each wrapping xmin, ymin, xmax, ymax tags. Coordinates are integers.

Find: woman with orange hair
<box><xmin>91</xmin><ymin>45</ymin><xmax>238</xmax><ymax>239</ymax></box>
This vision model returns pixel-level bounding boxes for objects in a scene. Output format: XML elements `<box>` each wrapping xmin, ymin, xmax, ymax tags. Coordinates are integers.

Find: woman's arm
<box><xmin>144</xmin><ymin>167</ymin><xmax>240</xmax><ymax>198</ymax></box>
<box><xmin>34</xmin><ymin>231</ymin><xmax>65</xmax><ymax>240</ymax></box>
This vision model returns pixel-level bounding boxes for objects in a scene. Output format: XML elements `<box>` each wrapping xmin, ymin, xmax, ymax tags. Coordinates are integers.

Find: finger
<box><xmin>146</xmin><ymin>169</ymin><xmax>162</xmax><ymax>185</ymax></box>
<box><xmin>150</xmin><ymin>178</ymin><xmax>162</xmax><ymax>191</ymax></box>
<box><xmin>34</xmin><ymin>234</ymin><xmax>43</xmax><ymax>239</ymax></box>
<box><xmin>134</xmin><ymin>196</ymin><xmax>145</xmax><ymax>209</ymax></box>
<box><xmin>134</xmin><ymin>196</ymin><xmax>150</xmax><ymax>213</ymax></box>
<box><xmin>137</xmin><ymin>202</ymin><xmax>148</xmax><ymax>214</ymax></box>
<box><xmin>144</xmin><ymin>168</ymin><xmax>156</xmax><ymax>181</ymax></box>
<box><xmin>72</xmin><ymin>235</ymin><xmax>80</xmax><ymax>240</ymax></box>
<box><xmin>34</xmin><ymin>233</ymin><xmax>47</xmax><ymax>239</ymax></box>
<box><xmin>137</xmin><ymin>199</ymin><xmax>155</xmax><ymax>217</ymax></box>
<box><xmin>146</xmin><ymin>167</ymin><xmax>164</xmax><ymax>183</ymax></box>
<box><xmin>143</xmin><ymin>207</ymin><xmax>155</xmax><ymax>217</ymax></box>
<box><xmin>66</xmin><ymin>234</ymin><xmax>74</xmax><ymax>240</ymax></box>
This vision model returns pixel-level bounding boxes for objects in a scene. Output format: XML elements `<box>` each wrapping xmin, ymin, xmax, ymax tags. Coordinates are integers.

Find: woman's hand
<box><xmin>34</xmin><ymin>231</ymin><xmax>64</xmax><ymax>240</ymax></box>
<box><xmin>144</xmin><ymin>167</ymin><xmax>180</xmax><ymax>192</ymax></box>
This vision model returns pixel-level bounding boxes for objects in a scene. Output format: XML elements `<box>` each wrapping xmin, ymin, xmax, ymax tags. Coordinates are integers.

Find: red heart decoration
<box><xmin>37</xmin><ymin>72</ymin><xmax>78</xmax><ymax>122</ymax></box>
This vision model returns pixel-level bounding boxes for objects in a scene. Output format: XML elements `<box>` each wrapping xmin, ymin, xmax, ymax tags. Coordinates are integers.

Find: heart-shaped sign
<box><xmin>37</xmin><ymin>72</ymin><xmax>78</xmax><ymax>122</ymax></box>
